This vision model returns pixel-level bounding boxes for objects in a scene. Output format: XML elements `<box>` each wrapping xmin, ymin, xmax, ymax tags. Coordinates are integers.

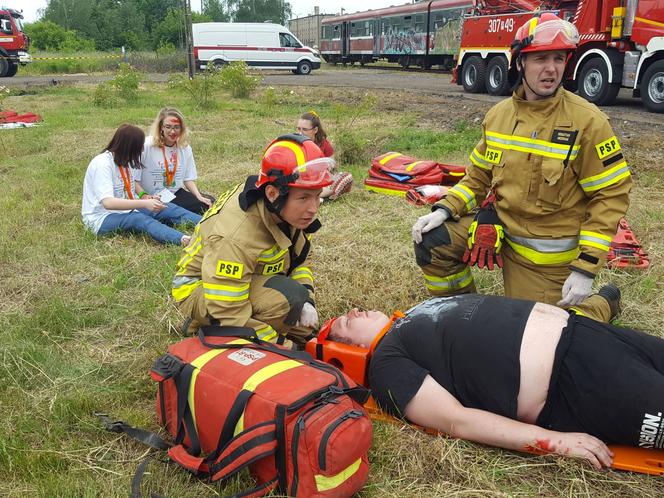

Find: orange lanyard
<box><xmin>161</xmin><ymin>145</ymin><xmax>178</xmax><ymax>186</ymax></box>
<box><xmin>117</xmin><ymin>164</ymin><xmax>134</xmax><ymax>199</ymax></box>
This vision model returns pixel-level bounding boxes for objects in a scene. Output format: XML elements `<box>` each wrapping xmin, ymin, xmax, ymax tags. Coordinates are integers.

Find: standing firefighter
<box><xmin>172</xmin><ymin>134</ymin><xmax>333</xmax><ymax>345</ymax></box>
<box><xmin>412</xmin><ymin>13</ymin><xmax>631</xmax><ymax>319</ymax></box>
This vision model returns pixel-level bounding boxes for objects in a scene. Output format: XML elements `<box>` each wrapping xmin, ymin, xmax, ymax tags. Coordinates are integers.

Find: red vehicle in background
<box><xmin>320</xmin><ymin>0</ymin><xmax>473</xmax><ymax>69</ymax></box>
<box><xmin>0</xmin><ymin>8</ymin><xmax>31</xmax><ymax>77</ymax></box>
<box><xmin>454</xmin><ymin>0</ymin><xmax>664</xmax><ymax>112</ymax></box>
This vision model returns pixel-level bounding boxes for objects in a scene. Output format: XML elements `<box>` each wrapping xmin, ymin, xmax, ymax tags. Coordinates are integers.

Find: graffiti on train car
<box><xmin>384</xmin><ymin>27</ymin><xmax>425</xmax><ymax>55</ymax></box>
<box><xmin>430</xmin><ymin>19</ymin><xmax>462</xmax><ymax>55</ymax></box>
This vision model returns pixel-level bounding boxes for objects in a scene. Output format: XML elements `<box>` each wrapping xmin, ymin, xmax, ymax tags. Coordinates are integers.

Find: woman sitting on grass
<box><xmin>81</xmin><ymin>124</ymin><xmax>201</xmax><ymax>246</ymax></box>
<box><xmin>139</xmin><ymin>107</ymin><xmax>214</xmax><ymax>215</ymax></box>
<box><xmin>297</xmin><ymin>110</ymin><xmax>353</xmax><ymax>200</ymax></box>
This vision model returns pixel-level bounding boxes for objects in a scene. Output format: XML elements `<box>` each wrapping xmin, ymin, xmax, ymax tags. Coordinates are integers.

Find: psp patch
<box><xmin>484</xmin><ymin>148</ymin><xmax>503</xmax><ymax>164</ymax></box>
<box><xmin>216</xmin><ymin>260</ymin><xmax>244</xmax><ymax>279</ymax></box>
<box><xmin>595</xmin><ymin>136</ymin><xmax>621</xmax><ymax>159</ymax></box>
<box><xmin>262</xmin><ymin>259</ymin><xmax>285</xmax><ymax>275</ymax></box>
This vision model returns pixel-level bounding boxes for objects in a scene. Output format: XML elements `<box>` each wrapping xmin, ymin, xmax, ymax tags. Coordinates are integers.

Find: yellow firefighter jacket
<box><xmin>171</xmin><ymin>178</ymin><xmax>317</xmax><ymax>339</ymax></box>
<box><xmin>436</xmin><ymin>86</ymin><xmax>632</xmax><ymax>276</ymax></box>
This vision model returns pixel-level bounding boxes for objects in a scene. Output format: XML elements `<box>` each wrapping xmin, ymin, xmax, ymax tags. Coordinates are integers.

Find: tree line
<box><xmin>26</xmin><ymin>0</ymin><xmax>293</xmax><ymax>52</ymax></box>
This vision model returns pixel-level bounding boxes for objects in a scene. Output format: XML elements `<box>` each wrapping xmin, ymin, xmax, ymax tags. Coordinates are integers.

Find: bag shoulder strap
<box><xmin>96</xmin><ymin>413</ymin><xmax>170</xmax><ymax>451</ymax></box>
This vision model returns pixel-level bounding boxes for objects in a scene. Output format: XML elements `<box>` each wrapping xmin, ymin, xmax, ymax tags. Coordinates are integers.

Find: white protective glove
<box><xmin>414</xmin><ymin>185</ymin><xmax>447</xmax><ymax>198</ymax></box>
<box><xmin>297</xmin><ymin>302</ymin><xmax>319</xmax><ymax>328</ymax></box>
<box><xmin>412</xmin><ymin>209</ymin><xmax>450</xmax><ymax>244</ymax></box>
<box><xmin>557</xmin><ymin>271</ymin><xmax>594</xmax><ymax>307</ymax></box>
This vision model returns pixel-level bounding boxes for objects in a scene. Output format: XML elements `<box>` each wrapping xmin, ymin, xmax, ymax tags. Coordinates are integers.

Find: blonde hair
<box><xmin>149</xmin><ymin>107</ymin><xmax>189</xmax><ymax>147</ymax></box>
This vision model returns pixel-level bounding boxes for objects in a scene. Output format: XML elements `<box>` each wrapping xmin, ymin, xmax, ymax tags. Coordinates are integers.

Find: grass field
<box><xmin>20</xmin><ymin>50</ymin><xmax>186</xmax><ymax>76</ymax></box>
<box><xmin>1</xmin><ymin>77</ymin><xmax>663</xmax><ymax>497</ymax></box>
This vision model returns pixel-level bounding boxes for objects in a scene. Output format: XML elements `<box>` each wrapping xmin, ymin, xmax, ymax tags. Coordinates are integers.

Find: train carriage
<box><xmin>321</xmin><ymin>0</ymin><xmax>473</xmax><ymax>69</ymax></box>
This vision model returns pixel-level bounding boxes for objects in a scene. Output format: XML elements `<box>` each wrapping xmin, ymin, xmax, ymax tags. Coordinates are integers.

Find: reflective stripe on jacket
<box><xmin>172</xmin><ymin>181</ymin><xmax>317</xmax><ymax>335</ymax></box>
<box><xmin>438</xmin><ymin>86</ymin><xmax>631</xmax><ymax>275</ymax></box>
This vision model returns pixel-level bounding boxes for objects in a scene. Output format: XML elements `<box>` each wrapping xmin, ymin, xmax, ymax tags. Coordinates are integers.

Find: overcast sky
<box><xmin>15</xmin><ymin>0</ymin><xmax>407</xmax><ymax>23</ymax></box>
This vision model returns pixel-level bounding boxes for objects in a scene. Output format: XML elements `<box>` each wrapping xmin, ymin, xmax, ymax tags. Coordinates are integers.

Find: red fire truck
<box><xmin>453</xmin><ymin>0</ymin><xmax>664</xmax><ymax>113</ymax></box>
<box><xmin>0</xmin><ymin>7</ymin><xmax>31</xmax><ymax>77</ymax></box>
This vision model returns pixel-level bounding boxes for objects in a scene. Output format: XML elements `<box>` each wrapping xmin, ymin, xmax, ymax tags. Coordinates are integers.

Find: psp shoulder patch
<box><xmin>484</xmin><ymin>148</ymin><xmax>503</xmax><ymax>164</ymax></box>
<box><xmin>216</xmin><ymin>260</ymin><xmax>244</xmax><ymax>279</ymax></box>
<box><xmin>595</xmin><ymin>136</ymin><xmax>621</xmax><ymax>159</ymax></box>
<box><xmin>262</xmin><ymin>259</ymin><xmax>285</xmax><ymax>275</ymax></box>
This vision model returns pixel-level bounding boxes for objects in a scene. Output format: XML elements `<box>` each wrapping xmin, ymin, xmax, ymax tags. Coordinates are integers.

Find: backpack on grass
<box><xmin>103</xmin><ymin>326</ymin><xmax>373</xmax><ymax>498</ymax></box>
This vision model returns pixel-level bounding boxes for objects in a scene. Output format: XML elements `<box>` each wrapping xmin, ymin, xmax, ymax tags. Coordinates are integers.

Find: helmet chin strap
<box><xmin>265</xmin><ymin>185</ymin><xmax>290</xmax><ymax>222</ymax></box>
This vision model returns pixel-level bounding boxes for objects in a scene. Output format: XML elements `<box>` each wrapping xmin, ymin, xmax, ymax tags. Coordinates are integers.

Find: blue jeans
<box><xmin>98</xmin><ymin>204</ymin><xmax>201</xmax><ymax>245</ymax></box>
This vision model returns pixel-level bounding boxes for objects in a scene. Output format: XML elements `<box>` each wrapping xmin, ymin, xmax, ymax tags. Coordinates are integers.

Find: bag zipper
<box><xmin>158</xmin><ymin>382</ymin><xmax>166</xmax><ymax>426</ymax></box>
<box><xmin>289</xmin><ymin>401</ymin><xmax>330</xmax><ymax>496</ymax></box>
<box><xmin>287</xmin><ymin>383</ymin><xmax>346</xmax><ymax>414</ymax></box>
<box><xmin>318</xmin><ymin>409</ymin><xmax>363</xmax><ymax>471</ymax></box>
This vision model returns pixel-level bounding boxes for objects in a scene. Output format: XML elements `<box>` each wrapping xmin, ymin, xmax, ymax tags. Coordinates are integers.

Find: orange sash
<box><xmin>117</xmin><ymin>164</ymin><xmax>134</xmax><ymax>199</ymax></box>
<box><xmin>162</xmin><ymin>145</ymin><xmax>178</xmax><ymax>187</ymax></box>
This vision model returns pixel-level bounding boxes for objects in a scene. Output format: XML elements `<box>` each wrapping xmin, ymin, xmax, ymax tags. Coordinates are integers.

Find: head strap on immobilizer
<box><xmin>310</xmin><ymin>311</ymin><xmax>404</xmax><ymax>387</ymax></box>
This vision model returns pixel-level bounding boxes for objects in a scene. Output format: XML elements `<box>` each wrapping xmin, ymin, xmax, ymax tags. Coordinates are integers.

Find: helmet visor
<box><xmin>529</xmin><ymin>19</ymin><xmax>579</xmax><ymax>47</ymax></box>
<box><xmin>290</xmin><ymin>157</ymin><xmax>335</xmax><ymax>188</ymax></box>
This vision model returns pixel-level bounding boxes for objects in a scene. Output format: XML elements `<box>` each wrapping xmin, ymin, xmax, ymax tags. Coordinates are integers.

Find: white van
<box><xmin>193</xmin><ymin>22</ymin><xmax>321</xmax><ymax>75</ymax></box>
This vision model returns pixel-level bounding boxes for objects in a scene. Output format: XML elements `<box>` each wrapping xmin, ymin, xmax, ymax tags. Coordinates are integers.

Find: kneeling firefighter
<box><xmin>172</xmin><ymin>134</ymin><xmax>334</xmax><ymax>345</ymax></box>
<box><xmin>411</xmin><ymin>12</ymin><xmax>631</xmax><ymax>321</ymax></box>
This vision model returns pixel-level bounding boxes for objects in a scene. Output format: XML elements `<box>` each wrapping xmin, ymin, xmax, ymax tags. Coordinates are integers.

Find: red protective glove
<box><xmin>463</xmin><ymin>207</ymin><xmax>504</xmax><ymax>270</ymax></box>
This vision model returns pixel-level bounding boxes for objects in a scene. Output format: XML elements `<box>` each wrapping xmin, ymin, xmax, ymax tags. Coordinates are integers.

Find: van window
<box><xmin>279</xmin><ymin>32</ymin><xmax>301</xmax><ymax>48</ymax></box>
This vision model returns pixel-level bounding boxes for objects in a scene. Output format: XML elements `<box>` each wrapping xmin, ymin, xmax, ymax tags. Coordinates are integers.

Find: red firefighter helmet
<box><xmin>256</xmin><ymin>134</ymin><xmax>334</xmax><ymax>190</ymax></box>
<box><xmin>513</xmin><ymin>12</ymin><xmax>579</xmax><ymax>55</ymax></box>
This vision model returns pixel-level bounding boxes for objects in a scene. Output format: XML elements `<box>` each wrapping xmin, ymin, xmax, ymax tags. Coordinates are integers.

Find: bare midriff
<box><xmin>516</xmin><ymin>302</ymin><xmax>567</xmax><ymax>423</ymax></box>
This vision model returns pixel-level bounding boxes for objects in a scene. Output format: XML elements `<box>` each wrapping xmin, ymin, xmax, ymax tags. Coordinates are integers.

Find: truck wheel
<box><xmin>486</xmin><ymin>56</ymin><xmax>510</xmax><ymax>96</ymax></box>
<box><xmin>6</xmin><ymin>63</ymin><xmax>17</xmax><ymax>77</ymax></box>
<box><xmin>0</xmin><ymin>57</ymin><xmax>8</xmax><ymax>77</ymax></box>
<box><xmin>462</xmin><ymin>56</ymin><xmax>486</xmax><ymax>94</ymax></box>
<box><xmin>297</xmin><ymin>60</ymin><xmax>312</xmax><ymax>75</ymax></box>
<box><xmin>641</xmin><ymin>60</ymin><xmax>664</xmax><ymax>113</ymax></box>
<box><xmin>578</xmin><ymin>58</ymin><xmax>620</xmax><ymax>106</ymax></box>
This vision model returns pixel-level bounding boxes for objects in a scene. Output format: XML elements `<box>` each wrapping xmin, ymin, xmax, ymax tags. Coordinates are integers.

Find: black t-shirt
<box><xmin>368</xmin><ymin>294</ymin><xmax>535</xmax><ymax>418</ymax></box>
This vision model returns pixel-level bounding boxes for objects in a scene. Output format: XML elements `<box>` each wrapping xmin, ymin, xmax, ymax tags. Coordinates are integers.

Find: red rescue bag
<box><xmin>151</xmin><ymin>327</ymin><xmax>373</xmax><ymax>497</ymax></box>
<box><xmin>369</xmin><ymin>152</ymin><xmax>466</xmax><ymax>186</ymax></box>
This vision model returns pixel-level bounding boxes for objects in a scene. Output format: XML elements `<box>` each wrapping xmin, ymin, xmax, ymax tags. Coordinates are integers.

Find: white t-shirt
<box><xmin>81</xmin><ymin>151</ymin><xmax>139</xmax><ymax>234</ymax></box>
<box><xmin>138</xmin><ymin>136</ymin><xmax>198</xmax><ymax>195</ymax></box>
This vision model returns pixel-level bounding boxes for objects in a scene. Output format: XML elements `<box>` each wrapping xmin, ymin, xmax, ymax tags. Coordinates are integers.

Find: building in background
<box><xmin>288</xmin><ymin>6</ymin><xmax>335</xmax><ymax>49</ymax></box>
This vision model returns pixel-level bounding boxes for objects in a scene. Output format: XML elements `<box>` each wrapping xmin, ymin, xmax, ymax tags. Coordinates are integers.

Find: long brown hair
<box><xmin>149</xmin><ymin>107</ymin><xmax>190</xmax><ymax>147</ymax></box>
<box><xmin>104</xmin><ymin>124</ymin><xmax>145</xmax><ymax>169</ymax></box>
<box><xmin>300</xmin><ymin>111</ymin><xmax>327</xmax><ymax>147</ymax></box>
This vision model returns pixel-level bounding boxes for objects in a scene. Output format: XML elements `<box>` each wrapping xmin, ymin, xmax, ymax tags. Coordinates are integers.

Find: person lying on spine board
<box><xmin>322</xmin><ymin>287</ymin><xmax>664</xmax><ymax>469</ymax></box>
